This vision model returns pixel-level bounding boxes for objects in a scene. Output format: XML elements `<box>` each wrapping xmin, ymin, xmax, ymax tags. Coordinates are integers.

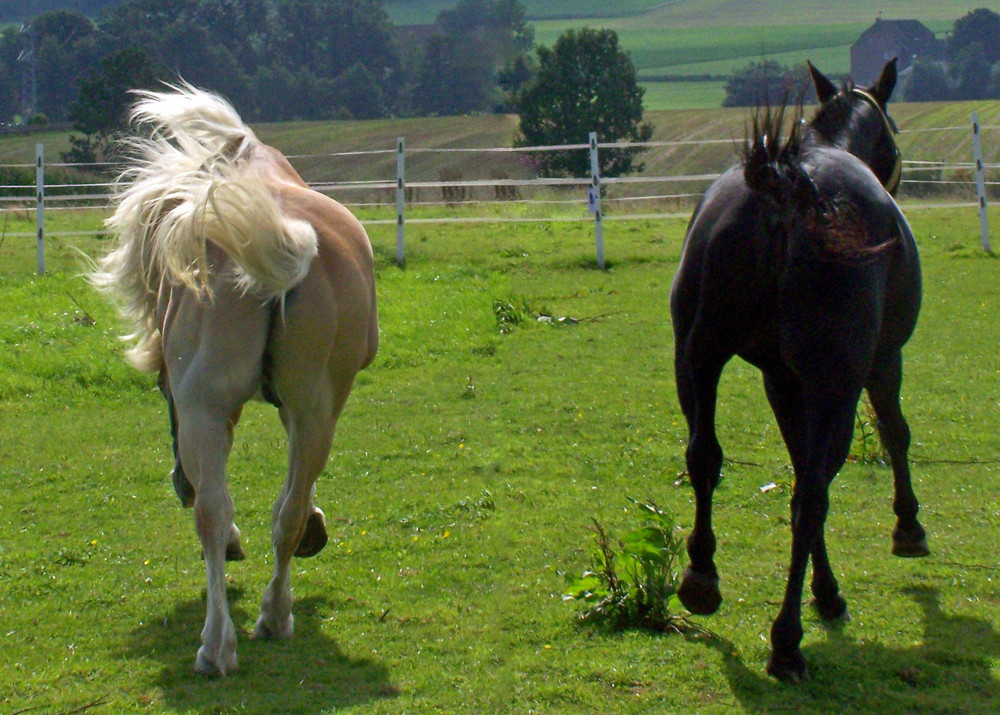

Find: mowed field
<box><xmin>3</xmin><ymin>100</ymin><xmax>998</xmax><ymax>206</ymax></box>
<box><xmin>2</xmin><ymin>177</ymin><xmax>1000</xmax><ymax>712</ymax></box>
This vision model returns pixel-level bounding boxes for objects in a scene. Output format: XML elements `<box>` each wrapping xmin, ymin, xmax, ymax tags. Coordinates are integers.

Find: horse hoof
<box><xmin>678</xmin><ymin>567</ymin><xmax>722</xmax><ymax>615</ymax></box>
<box><xmin>195</xmin><ymin>646</ymin><xmax>237</xmax><ymax>677</ymax></box>
<box><xmin>254</xmin><ymin>614</ymin><xmax>294</xmax><ymax>640</ymax></box>
<box><xmin>892</xmin><ymin>537</ymin><xmax>930</xmax><ymax>558</ymax></box>
<box><xmin>813</xmin><ymin>594</ymin><xmax>849</xmax><ymax>622</ymax></box>
<box><xmin>295</xmin><ymin>509</ymin><xmax>328</xmax><ymax>558</ymax></box>
<box><xmin>226</xmin><ymin>542</ymin><xmax>246</xmax><ymax>561</ymax></box>
<box><xmin>766</xmin><ymin>648</ymin><xmax>810</xmax><ymax>683</ymax></box>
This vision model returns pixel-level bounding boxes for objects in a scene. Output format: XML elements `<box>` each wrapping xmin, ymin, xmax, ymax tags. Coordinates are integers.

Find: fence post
<box><xmin>971</xmin><ymin>112</ymin><xmax>990</xmax><ymax>252</ymax></box>
<box><xmin>35</xmin><ymin>142</ymin><xmax>45</xmax><ymax>275</ymax></box>
<box><xmin>395</xmin><ymin>137</ymin><xmax>405</xmax><ymax>265</ymax></box>
<box><xmin>588</xmin><ymin>132</ymin><xmax>605</xmax><ymax>270</ymax></box>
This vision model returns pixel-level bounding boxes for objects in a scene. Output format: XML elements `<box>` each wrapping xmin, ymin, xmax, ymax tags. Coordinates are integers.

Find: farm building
<box><xmin>850</xmin><ymin>18</ymin><xmax>944</xmax><ymax>85</ymax></box>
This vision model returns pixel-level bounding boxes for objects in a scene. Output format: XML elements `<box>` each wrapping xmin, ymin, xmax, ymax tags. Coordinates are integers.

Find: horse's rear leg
<box><xmin>161</xmin><ymin>372</ymin><xmax>246</xmax><ymax>561</ymax></box>
<box><xmin>867</xmin><ymin>352</ymin><xmax>929</xmax><ymax>557</ymax></box>
<box><xmin>767</xmin><ymin>394</ymin><xmax>857</xmax><ymax>682</ymax></box>
<box><xmin>254</xmin><ymin>385</ymin><xmax>346</xmax><ymax>641</ymax></box>
<box><xmin>174</xmin><ymin>403</ymin><xmax>242</xmax><ymax>676</ymax></box>
<box><xmin>764</xmin><ymin>374</ymin><xmax>847</xmax><ymax>622</ymax></box>
<box><xmin>676</xmin><ymin>349</ymin><xmax>726</xmax><ymax>615</ymax></box>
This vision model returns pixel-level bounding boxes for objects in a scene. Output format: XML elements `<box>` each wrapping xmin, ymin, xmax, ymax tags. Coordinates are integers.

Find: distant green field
<box><xmin>640</xmin><ymin>80</ymin><xmax>727</xmax><ymax>111</ymax></box>
<box><xmin>384</xmin><ymin>0</ymin><xmax>664</xmax><ymax>24</ymax></box>
<box><xmin>384</xmin><ymin>0</ymin><xmax>996</xmax><ymax>25</ymax></box>
<box><xmin>384</xmin><ymin>0</ymin><xmax>997</xmax><ymax>109</ymax></box>
<box><xmin>533</xmin><ymin>22</ymin><xmax>866</xmax><ymax>76</ymax></box>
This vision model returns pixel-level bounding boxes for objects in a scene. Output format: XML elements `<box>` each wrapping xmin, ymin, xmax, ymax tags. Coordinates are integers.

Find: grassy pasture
<box><xmin>1</xmin><ymin>198</ymin><xmax>1000</xmax><ymax>712</ymax></box>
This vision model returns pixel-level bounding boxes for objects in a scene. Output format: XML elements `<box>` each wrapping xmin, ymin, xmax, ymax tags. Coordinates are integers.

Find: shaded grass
<box><xmin>1</xmin><ymin>205</ymin><xmax>1000</xmax><ymax>713</ymax></box>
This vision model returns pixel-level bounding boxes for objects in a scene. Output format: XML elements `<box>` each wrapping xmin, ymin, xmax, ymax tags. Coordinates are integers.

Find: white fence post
<box><xmin>971</xmin><ymin>112</ymin><xmax>990</xmax><ymax>252</ymax></box>
<box><xmin>588</xmin><ymin>132</ymin><xmax>605</xmax><ymax>269</ymax></box>
<box><xmin>395</xmin><ymin>137</ymin><xmax>405</xmax><ymax>265</ymax></box>
<box><xmin>35</xmin><ymin>142</ymin><xmax>45</xmax><ymax>275</ymax></box>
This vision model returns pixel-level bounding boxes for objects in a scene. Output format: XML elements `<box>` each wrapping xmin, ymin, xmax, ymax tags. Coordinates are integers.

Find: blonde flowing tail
<box><xmin>91</xmin><ymin>84</ymin><xmax>318</xmax><ymax>372</ymax></box>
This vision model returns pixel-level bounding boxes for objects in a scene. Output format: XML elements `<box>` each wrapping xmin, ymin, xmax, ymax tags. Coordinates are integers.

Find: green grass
<box><xmin>640</xmin><ymin>80</ymin><xmax>728</xmax><ymax>111</ymax></box>
<box><xmin>2</xmin><ymin>200</ymin><xmax>1000</xmax><ymax>712</ymax></box>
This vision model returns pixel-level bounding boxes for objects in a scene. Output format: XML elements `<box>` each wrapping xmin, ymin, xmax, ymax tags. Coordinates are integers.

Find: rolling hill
<box><xmin>387</xmin><ymin>0</ymin><xmax>1000</xmax><ymax>109</ymax></box>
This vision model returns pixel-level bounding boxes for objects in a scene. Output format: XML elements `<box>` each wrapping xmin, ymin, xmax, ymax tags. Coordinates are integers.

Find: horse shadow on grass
<box><xmin>124</xmin><ymin>585</ymin><xmax>399</xmax><ymax>712</ymax></box>
<box><xmin>702</xmin><ymin>586</ymin><xmax>1000</xmax><ymax>711</ymax></box>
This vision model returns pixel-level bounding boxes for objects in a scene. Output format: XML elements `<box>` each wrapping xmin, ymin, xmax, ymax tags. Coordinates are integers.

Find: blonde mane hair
<box><xmin>91</xmin><ymin>83</ymin><xmax>318</xmax><ymax>371</ymax></box>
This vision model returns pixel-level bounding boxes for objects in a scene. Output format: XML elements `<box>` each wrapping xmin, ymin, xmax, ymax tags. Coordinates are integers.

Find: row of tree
<box><xmin>0</xmin><ymin>0</ymin><xmax>535</xmax><ymax>128</ymax></box>
<box><xmin>0</xmin><ymin>0</ymin><xmax>653</xmax><ymax>180</ymax></box>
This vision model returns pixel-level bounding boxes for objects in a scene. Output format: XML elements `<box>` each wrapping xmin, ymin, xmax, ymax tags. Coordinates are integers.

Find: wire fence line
<box><xmin>2</xmin><ymin>120</ymin><xmax>996</xmax><ymax>270</ymax></box>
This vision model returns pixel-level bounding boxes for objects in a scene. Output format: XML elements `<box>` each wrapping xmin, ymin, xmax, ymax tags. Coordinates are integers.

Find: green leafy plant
<box><xmin>493</xmin><ymin>297</ymin><xmax>530</xmax><ymax>333</ymax></box>
<box><xmin>565</xmin><ymin>498</ymin><xmax>701</xmax><ymax>633</ymax></box>
<box><xmin>852</xmin><ymin>394</ymin><xmax>888</xmax><ymax>465</ymax></box>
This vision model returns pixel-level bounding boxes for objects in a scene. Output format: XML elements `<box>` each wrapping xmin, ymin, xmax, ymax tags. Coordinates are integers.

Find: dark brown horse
<box><xmin>670</xmin><ymin>59</ymin><xmax>928</xmax><ymax>681</ymax></box>
<box><xmin>92</xmin><ymin>85</ymin><xmax>378</xmax><ymax>675</ymax></box>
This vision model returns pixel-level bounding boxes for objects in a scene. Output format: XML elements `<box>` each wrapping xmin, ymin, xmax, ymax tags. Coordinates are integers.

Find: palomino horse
<box><xmin>670</xmin><ymin>59</ymin><xmax>928</xmax><ymax>681</ymax></box>
<box><xmin>92</xmin><ymin>85</ymin><xmax>378</xmax><ymax>675</ymax></box>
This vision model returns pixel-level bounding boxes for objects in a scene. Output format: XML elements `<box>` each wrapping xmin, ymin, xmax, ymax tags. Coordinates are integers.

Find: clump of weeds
<box><xmin>565</xmin><ymin>498</ymin><xmax>708</xmax><ymax>635</ymax></box>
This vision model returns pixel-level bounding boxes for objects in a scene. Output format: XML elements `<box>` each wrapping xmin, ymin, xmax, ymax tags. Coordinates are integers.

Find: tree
<box><xmin>412</xmin><ymin>0</ymin><xmax>533</xmax><ymax>115</ymax></box>
<box><xmin>64</xmin><ymin>46</ymin><xmax>166</xmax><ymax>165</ymax></box>
<box><xmin>952</xmin><ymin>41</ymin><xmax>993</xmax><ymax>99</ymax></box>
<box><xmin>514</xmin><ymin>28</ymin><xmax>652</xmax><ymax>178</ymax></box>
<box><xmin>902</xmin><ymin>60</ymin><xmax>952</xmax><ymax>101</ymax></box>
<box><xmin>412</xmin><ymin>32</ymin><xmax>494</xmax><ymax>115</ymax></box>
<box><xmin>949</xmin><ymin>8</ymin><xmax>1000</xmax><ymax>65</ymax></box>
<box><xmin>722</xmin><ymin>60</ymin><xmax>809</xmax><ymax>107</ymax></box>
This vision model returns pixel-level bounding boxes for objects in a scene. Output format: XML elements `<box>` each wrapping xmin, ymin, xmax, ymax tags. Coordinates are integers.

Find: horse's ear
<box><xmin>808</xmin><ymin>61</ymin><xmax>837</xmax><ymax>104</ymax></box>
<box><xmin>870</xmin><ymin>58</ymin><xmax>898</xmax><ymax>106</ymax></box>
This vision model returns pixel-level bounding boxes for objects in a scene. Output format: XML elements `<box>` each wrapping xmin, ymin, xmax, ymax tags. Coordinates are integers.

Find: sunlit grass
<box><xmin>2</xmin><ymin>205</ymin><xmax>999</xmax><ymax>712</ymax></box>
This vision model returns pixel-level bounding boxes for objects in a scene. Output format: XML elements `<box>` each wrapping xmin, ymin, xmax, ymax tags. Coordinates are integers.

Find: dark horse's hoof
<box><xmin>812</xmin><ymin>594</ymin><xmax>849</xmax><ymax>622</ymax></box>
<box><xmin>677</xmin><ymin>567</ymin><xmax>722</xmax><ymax>615</ymax></box>
<box><xmin>295</xmin><ymin>509</ymin><xmax>329</xmax><ymax>558</ymax></box>
<box><xmin>767</xmin><ymin>648</ymin><xmax>810</xmax><ymax>682</ymax></box>
<box><xmin>892</xmin><ymin>525</ymin><xmax>930</xmax><ymax>558</ymax></box>
<box><xmin>225</xmin><ymin>541</ymin><xmax>246</xmax><ymax>561</ymax></box>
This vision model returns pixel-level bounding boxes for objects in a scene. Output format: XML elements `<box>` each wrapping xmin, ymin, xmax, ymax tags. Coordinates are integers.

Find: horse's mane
<box><xmin>742</xmin><ymin>100</ymin><xmax>807</xmax><ymax>196</ymax></box>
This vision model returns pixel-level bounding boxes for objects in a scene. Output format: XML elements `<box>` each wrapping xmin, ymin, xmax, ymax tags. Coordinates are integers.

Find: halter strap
<box><xmin>851</xmin><ymin>88</ymin><xmax>902</xmax><ymax>195</ymax></box>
